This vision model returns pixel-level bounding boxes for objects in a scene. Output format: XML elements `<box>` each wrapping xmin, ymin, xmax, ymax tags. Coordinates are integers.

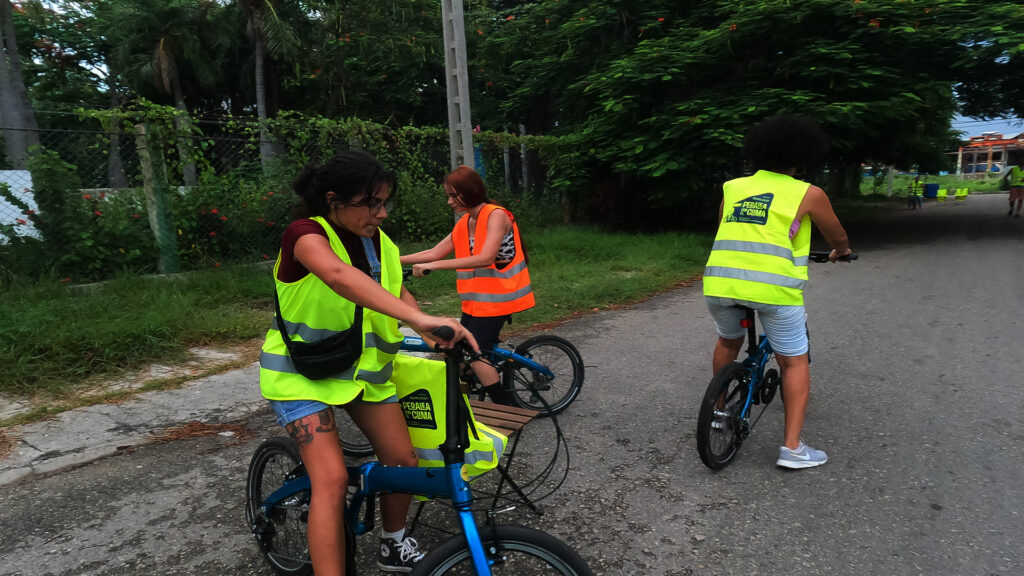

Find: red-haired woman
<box><xmin>401</xmin><ymin>166</ymin><xmax>534</xmax><ymax>402</ymax></box>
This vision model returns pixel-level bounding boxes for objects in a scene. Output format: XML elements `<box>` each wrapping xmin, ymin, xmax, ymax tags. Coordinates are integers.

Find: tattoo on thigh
<box><xmin>285</xmin><ymin>420</ymin><xmax>313</xmax><ymax>446</ymax></box>
<box><xmin>408</xmin><ymin>448</ymin><xmax>418</xmax><ymax>460</ymax></box>
<box><xmin>315</xmin><ymin>409</ymin><xmax>337</xmax><ymax>434</ymax></box>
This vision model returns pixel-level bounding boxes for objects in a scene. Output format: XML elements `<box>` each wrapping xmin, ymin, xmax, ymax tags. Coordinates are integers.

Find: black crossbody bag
<box><xmin>274</xmin><ymin>294</ymin><xmax>363</xmax><ymax>380</ymax></box>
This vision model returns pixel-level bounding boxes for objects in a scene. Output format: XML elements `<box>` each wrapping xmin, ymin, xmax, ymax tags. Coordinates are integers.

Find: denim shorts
<box><xmin>268</xmin><ymin>392</ymin><xmax>398</xmax><ymax>427</ymax></box>
<box><xmin>706</xmin><ymin>296</ymin><xmax>809</xmax><ymax>357</ymax></box>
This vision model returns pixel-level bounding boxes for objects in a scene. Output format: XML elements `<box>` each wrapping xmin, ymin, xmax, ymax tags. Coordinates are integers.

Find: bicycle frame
<box><xmin>735</xmin><ymin>308</ymin><xmax>776</xmax><ymax>433</ymax></box>
<box><xmin>252</xmin><ymin>343</ymin><xmax>496</xmax><ymax>575</ymax></box>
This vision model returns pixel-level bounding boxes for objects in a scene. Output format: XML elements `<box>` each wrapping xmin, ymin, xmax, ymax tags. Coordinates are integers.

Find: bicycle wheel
<box><xmin>337</xmin><ymin>412</ymin><xmax>374</xmax><ymax>458</ymax></box>
<box><xmin>696</xmin><ymin>363</ymin><xmax>750</xmax><ymax>470</ymax></box>
<box><xmin>411</xmin><ymin>524</ymin><xmax>594</xmax><ymax>575</ymax></box>
<box><xmin>503</xmin><ymin>335</ymin><xmax>584</xmax><ymax>417</ymax></box>
<box><xmin>245</xmin><ymin>437</ymin><xmax>313</xmax><ymax>576</ymax></box>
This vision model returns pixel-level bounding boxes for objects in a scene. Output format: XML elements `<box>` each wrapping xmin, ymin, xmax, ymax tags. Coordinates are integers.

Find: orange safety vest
<box><xmin>452</xmin><ymin>204</ymin><xmax>535</xmax><ymax>316</ymax></box>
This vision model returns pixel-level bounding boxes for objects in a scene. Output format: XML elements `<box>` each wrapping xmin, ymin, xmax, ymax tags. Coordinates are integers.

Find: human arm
<box><xmin>399</xmin><ymin>234</ymin><xmax>455</xmax><ymax>267</ymax></box>
<box><xmin>407</xmin><ymin>209</ymin><xmax>512</xmax><ymax>275</ymax></box>
<box><xmin>294</xmin><ymin>233</ymin><xmax>476</xmax><ymax>349</ymax></box>
<box><xmin>797</xmin><ymin>185</ymin><xmax>851</xmax><ymax>262</ymax></box>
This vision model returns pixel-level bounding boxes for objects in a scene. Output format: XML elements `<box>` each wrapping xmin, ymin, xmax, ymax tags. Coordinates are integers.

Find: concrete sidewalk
<box><xmin>0</xmin><ymin>362</ymin><xmax>265</xmax><ymax>486</ymax></box>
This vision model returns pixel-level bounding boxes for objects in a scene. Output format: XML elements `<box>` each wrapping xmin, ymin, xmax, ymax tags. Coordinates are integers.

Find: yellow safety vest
<box><xmin>703</xmin><ymin>170</ymin><xmax>811</xmax><ymax>306</ymax></box>
<box><xmin>911</xmin><ymin>181</ymin><xmax>923</xmax><ymax>196</ymax></box>
<box><xmin>391</xmin><ymin>354</ymin><xmax>506</xmax><ymax>479</ymax></box>
<box><xmin>1010</xmin><ymin>166</ymin><xmax>1024</xmax><ymax>187</ymax></box>
<box><xmin>259</xmin><ymin>217</ymin><xmax>404</xmax><ymax>404</ymax></box>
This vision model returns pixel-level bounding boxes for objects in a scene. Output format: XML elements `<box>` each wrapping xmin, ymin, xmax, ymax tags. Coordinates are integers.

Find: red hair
<box><xmin>444</xmin><ymin>165</ymin><xmax>491</xmax><ymax>207</ymax></box>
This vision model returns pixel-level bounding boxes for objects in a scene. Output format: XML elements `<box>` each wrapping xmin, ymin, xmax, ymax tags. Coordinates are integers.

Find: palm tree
<box><xmin>0</xmin><ymin>0</ymin><xmax>40</xmax><ymax>169</ymax></box>
<box><xmin>99</xmin><ymin>0</ymin><xmax>221</xmax><ymax>186</ymax></box>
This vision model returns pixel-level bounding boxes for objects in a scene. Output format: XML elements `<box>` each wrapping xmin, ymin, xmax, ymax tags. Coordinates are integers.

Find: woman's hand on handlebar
<box><xmin>828</xmin><ymin>247</ymin><xmax>853</xmax><ymax>263</ymax></box>
<box><xmin>411</xmin><ymin>263</ymin><xmax>433</xmax><ymax>277</ymax></box>
<box><xmin>408</xmin><ymin>315</ymin><xmax>479</xmax><ymax>353</ymax></box>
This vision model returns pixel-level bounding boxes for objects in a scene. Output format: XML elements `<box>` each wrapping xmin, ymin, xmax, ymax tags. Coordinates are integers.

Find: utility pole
<box><xmin>441</xmin><ymin>0</ymin><xmax>473</xmax><ymax>170</ymax></box>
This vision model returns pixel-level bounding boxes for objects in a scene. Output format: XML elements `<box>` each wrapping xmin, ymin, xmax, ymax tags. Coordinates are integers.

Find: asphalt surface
<box><xmin>1</xmin><ymin>193</ymin><xmax>1022</xmax><ymax>575</ymax></box>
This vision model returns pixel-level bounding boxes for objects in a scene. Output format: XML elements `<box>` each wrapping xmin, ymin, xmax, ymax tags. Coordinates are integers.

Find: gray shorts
<box><xmin>706</xmin><ymin>296</ymin><xmax>809</xmax><ymax>356</ymax></box>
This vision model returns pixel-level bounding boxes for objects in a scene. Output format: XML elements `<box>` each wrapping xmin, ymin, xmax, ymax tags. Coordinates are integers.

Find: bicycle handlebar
<box><xmin>808</xmin><ymin>250</ymin><xmax>858</xmax><ymax>263</ymax></box>
<box><xmin>402</xmin><ymin>267</ymin><xmax>430</xmax><ymax>280</ymax></box>
<box><xmin>431</xmin><ymin>326</ymin><xmax>480</xmax><ymax>362</ymax></box>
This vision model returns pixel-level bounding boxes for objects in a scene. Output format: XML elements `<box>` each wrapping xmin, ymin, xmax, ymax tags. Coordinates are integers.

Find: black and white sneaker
<box><xmin>377</xmin><ymin>536</ymin><xmax>425</xmax><ymax>573</ymax></box>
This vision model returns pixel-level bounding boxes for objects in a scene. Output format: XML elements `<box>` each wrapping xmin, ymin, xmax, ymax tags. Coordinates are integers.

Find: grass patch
<box><xmin>1</xmin><ymin>266</ymin><xmax>274</xmax><ymax>396</ymax></box>
<box><xmin>1</xmin><ymin>227</ymin><xmax>712</xmax><ymax>398</ymax></box>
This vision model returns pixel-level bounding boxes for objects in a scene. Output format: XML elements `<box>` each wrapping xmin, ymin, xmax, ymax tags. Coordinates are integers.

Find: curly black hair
<box><xmin>742</xmin><ymin>115</ymin><xmax>830</xmax><ymax>172</ymax></box>
<box><xmin>291</xmin><ymin>150</ymin><xmax>396</xmax><ymax>219</ymax></box>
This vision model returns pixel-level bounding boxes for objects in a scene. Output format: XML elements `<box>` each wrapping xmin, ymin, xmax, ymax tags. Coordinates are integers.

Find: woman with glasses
<box><xmin>401</xmin><ymin>165</ymin><xmax>534</xmax><ymax>404</ymax></box>
<box><xmin>259</xmin><ymin>150</ymin><xmax>476</xmax><ymax>575</ymax></box>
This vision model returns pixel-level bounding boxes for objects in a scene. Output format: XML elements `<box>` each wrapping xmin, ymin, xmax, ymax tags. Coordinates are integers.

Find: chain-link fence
<box><xmin>0</xmin><ymin>110</ymin><xmax>565</xmax><ymax>285</ymax></box>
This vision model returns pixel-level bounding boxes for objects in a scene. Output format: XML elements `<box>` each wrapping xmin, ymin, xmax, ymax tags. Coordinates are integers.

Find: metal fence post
<box><xmin>133</xmin><ymin>123</ymin><xmax>179</xmax><ymax>274</ymax></box>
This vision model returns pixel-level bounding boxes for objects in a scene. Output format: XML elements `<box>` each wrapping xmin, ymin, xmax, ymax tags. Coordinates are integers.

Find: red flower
<box><xmin>262</xmin><ymin>254</ymin><xmax>270</xmax><ymax>259</ymax></box>
<box><xmin>729</xmin><ymin>23</ymin><xmax>737</xmax><ymax>31</ymax></box>
<box><xmin>658</xmin><ymin>17</ymin><xmax>665</xmax><ymax>22</ymax></box>
<box><xmin>211</xmin><ymin>208</ymin><xmax>219</xmax><ymax>214</ymax></box>
<box><xmin>82</xmin><ymin>194</ymin><xmax>92</xmax><ymax>200</ymax></box>
<box><xmin>486</xmin><ymin>80</ymin><xmax>494</xmax><ymax>87</ymax></box>
<box><xmin>93</xmin><ymin>210</ymin><xmax>102</xmax><ymax>216</ymax></box>
<box><xmin>477</xmin><ymin>29</ymin><xmax>484</xmax><ymax>35</ymax></box>
<box><xmin>23</xmin><ymin>209</ymin><xmax>34</xmax><ymax>215</ymax></box>
<box><xmin>869</xmin><ymin>18</ymin><xmax>880</xmax><ymax>27</ymax></box>
<box><xmin>209</xmin><ymin>231</ymin><xmax>217</xmax><ymax>236</ymax></box>
<box><xmin>257</xmin><ymin>218</ymin><xmax>265</xmax><ymax>223</ymax></box>
<box><xmin>506</xmin><ymin>15</ymin><xmax>514</xmax><ymax>21</ymax></box>
<box><xmin>214</xmin><ymin>262</ymin><xmax>221</xmax><ymax>268</ymax></box>
<box><xmin>132</xmin><ymin>213</ymin><xmax>141</xmax><ymax>219</ymax></box>
<box><xmin>60</xmin><ymin>277</ymin><xmax>71</xmax><ymax>283</ymax></box>
<box><xmin>15</xmin><ymin>218</ymin><xmax>26</xmax><ymax>225</ymax></box>
<box><xmin>220</xmin><ymin>216</ymin><xmax>228</xmax><ymax>221</ymax></box>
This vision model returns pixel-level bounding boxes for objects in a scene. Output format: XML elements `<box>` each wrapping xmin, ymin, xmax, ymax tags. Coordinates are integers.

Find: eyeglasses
<box><xmin>349</xmin><ymin>197</ymin><xmax>394</xmax><ymax>215</ymax></box>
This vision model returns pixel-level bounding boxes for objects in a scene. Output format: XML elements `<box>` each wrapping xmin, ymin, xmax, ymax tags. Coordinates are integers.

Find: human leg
<box><xmin>283</xmin><ymin>408</ymin><xmax>349</xmax><ymax>576</ymax></box>
<box><xmin>345</xmin><ymin>402</ymin><xmax>417</xmax><ymax>533</ymax></box>
<box><xmin>774</xmin><ymin>353</ymin><xmax>811</xmax><ymax>450</ymax></box>
<box><xmin>345</xmin><ymin>401</ymin><xmax>425</xmax><ymax>572</ymax></box>
<box><xmin>460</xmin><ymin>313</ymin><xmax>513</xmax><ymax>402</ymax></box>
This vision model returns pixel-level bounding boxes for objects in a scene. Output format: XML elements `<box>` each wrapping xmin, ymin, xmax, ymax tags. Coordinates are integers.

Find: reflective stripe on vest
<box><xmin>259</xmin><ymin>217</ymin><xmax>404</xmax><ymax>404</ymax></box>
<box><xmin>703</xmin><ymin>170</ymin><xmax>811</xmax><ymax>306</ymax></box>
<box><xmin>452</xmin><ymin>204</ymin><xmax>535</xmax><ymax>316</ymax></box>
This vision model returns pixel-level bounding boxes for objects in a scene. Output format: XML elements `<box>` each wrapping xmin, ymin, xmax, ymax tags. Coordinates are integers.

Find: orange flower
<box><xmin>214</xmin><ymin>262</ymin><xmax>221</xmax><ymax>268</ymax></box>
<box><xmin>658</xmin><ymin>17</ymin><xmax>665</xmax><ymax>22</ymax></box>
<box><xmin>132</xmin><ymin>213</ymin><xmax>140</xmax><ymax>219</ymax></box>
<box><xmin>506</xmin><ymin>15</ymin><xmax>514</xmax><ymax>21</ymax></box>
<box><xmin>729</xmin><ymin>23</ymin><xmax>737</xmax><ymax>31</ymax></box>
<box><xmin>60</xmin><ymin>277</ymin><xmax>71</xmax><ymax>283</ymax></box>
<box><xmin>477</xmin><ymin>29</ymin><xmax>484</xmax><ymax>35</ymax></box>
<box><xmin>82</xmin><ymin>194</ymin><xmax>92</xmax><ymax>199</ymax></box>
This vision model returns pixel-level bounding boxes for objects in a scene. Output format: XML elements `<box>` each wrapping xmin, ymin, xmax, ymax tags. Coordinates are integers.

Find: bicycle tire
<box><xmin>245</xmin><ymin>437</ymin><xmax>313</xmax><ymax>576</ymax></box>
<box><xmin>410</xmin><ymin>524</ymin><xmax>594</xmax><ymax>575</ymax></box>
<box><xmin>503</xmin><ymin>335</ymin><xmax>584</xmax><ymax>417</ymax></box>
<box><xmin>696</xmin><ymin>363</ymin><xmax>750</xmax><ymax>470</ymax></box>
<box><xmin>337</xmin><ymin>412</ymin><xmax>374</xmax><ymax>458</ymax></box>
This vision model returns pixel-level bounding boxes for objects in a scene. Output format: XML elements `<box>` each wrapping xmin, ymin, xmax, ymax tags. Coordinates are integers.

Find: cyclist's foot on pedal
<box><xmin>378</xmin><ymin>536</ymin><xmax>425</xmax><ymax>573</ymax></box>
<box><xmin>776</xmin><ymin>441</ymin><xmax>828</xmax><ymax>469</ymax></box>
<box><xmin>481</xmin><ymin>383</ymin><xmax>516</xmax><ymax>405</ymax></box>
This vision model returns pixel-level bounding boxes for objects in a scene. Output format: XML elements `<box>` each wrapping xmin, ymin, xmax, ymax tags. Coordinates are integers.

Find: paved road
<box><xmin>1</xmin><ymin>194</ymin><xmax>1022</xmax><ymax>575</ymax></box>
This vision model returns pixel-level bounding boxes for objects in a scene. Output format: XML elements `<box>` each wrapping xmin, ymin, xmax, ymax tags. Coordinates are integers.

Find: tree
<box><xmin>956</xmin><ymin>2</ymin><xmax>1024</xmax><ymax>121</ymax></box>
<box><xmin>0</xmin><ymin>0</ymin><xmax>39</xmax><ymax>169</ymax></box>
<box><xmin>98</xmin><ymin>0</ymin><xmax>223</xmax><ymax>186</ymax></box>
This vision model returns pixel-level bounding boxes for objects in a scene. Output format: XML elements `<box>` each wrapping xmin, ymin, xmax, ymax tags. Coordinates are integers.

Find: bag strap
<box><xmin>361</xmin><ymin>236</ymin><xmax>382</xmax><ymax>283</ymax></box>
<box><xmin>274</xmin><ymin>289</ymin><xmax>362</xmax><ymax>346</ymax></box>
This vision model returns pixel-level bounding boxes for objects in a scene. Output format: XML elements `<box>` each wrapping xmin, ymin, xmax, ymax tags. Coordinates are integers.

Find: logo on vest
<box><xmin>726</xmin><ymin>193</ymin><xmax>773</xmax><ymax>225</ymax></box>
<box><xmin>399</xmin><ymin>389</ymin><xmax>437</xmax><ymax>430</ymax></box>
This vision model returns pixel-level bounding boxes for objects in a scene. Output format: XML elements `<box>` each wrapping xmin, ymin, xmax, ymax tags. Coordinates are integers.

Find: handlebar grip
<box><xmin>432</xmin><ymin>325</ymin><xmax>455</xmax><ymax>341</ymax></box>
<box><xmin>402</xmin><ymin>267</ymin><xmax>431</xmax><ymax>280</ymax></box>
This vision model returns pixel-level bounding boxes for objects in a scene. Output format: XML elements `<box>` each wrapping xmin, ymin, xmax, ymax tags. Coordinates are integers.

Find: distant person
<box><xmin>401</xmin><ymin>165</ymin><xmax>534</xmax><ymax>404</ymax></box>
<box><xmin>1004</xmin><ymin>160</ymin><xmax>1024</xmax><ymax>217</ymax></box>
<box><xmin>703</xmin><ymin>115</ymin><xmax>852</xmax><ymax>470</ymax></box>
<box><xmin>259</xmin><ymin>151</ymin><xmax>476</xmax><ymax>575</ymax></box>
<box><xmin>908</xmin><ymin>175</ymin><xmax>924</xmax><ymax>210</ymax></box>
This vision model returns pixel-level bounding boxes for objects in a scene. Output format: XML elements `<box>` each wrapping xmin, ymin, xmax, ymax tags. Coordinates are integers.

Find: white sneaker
<box><xmin>776</xmin><ymin>441</ymin><xmax>828</xmax><ymax>469</ymax></box>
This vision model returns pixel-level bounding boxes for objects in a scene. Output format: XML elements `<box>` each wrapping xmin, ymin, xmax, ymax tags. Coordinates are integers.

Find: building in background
<box><xmin>952</xmin><ymin>131</ymin><xmax>1024</xmax><ymax>176</ymax></box>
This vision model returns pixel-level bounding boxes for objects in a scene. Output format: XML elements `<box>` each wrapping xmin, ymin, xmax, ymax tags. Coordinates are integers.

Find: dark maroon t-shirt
<box><xmin>276</xmin><ymin>218</ymin><xmax>382</xmax><ymax>282</ymax></box>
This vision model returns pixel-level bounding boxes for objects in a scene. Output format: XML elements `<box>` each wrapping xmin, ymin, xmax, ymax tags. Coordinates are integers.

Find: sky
<box><xmin>952</xmin><ymin>116</ymin><xmax>1024</xmax><ymax>139</ymax></box>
